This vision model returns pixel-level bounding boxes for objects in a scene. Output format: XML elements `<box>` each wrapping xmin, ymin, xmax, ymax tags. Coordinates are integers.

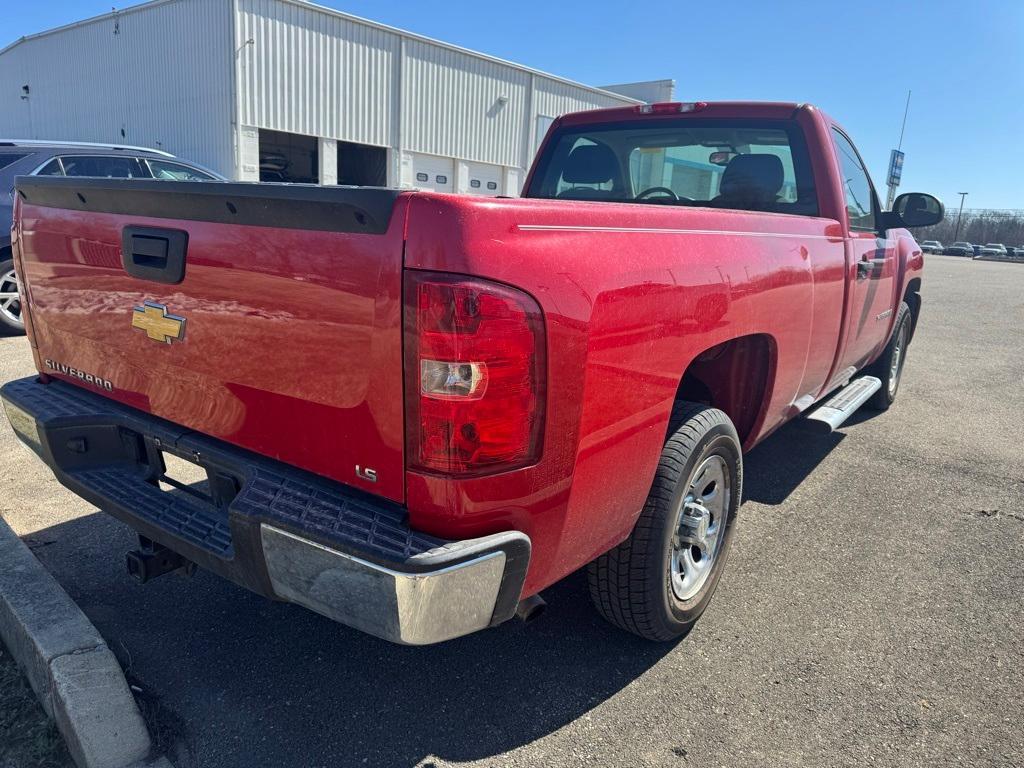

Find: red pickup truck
<box><xmin>3</xmin><ymin>101</ymin><xmax>941</xmax><ymax>644</ymax></box>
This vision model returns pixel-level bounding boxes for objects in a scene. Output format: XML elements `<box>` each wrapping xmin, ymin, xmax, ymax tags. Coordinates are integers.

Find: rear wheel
<box><xmin>587</xmin><ymin>403</ymin><xmax>742</xmax><ymax>641</ymax></box>
<box><xmin>867</xmin><ymin>301</ymin><xmax>911</xmax><ymax>411</ymax></box>
<box><xmin>0</xmin><ymin>256</ymin><xmax>25</xmax><ymax>334</ymax></box>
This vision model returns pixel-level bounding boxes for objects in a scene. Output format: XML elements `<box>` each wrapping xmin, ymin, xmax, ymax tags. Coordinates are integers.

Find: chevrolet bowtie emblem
<box><xmin>131</xmin><ymin>302</ymin><xmax>186</xmax><ymax>344</ymax></box>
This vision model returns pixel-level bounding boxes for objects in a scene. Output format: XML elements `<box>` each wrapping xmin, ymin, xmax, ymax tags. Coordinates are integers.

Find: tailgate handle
<box><xmin>122</xmin><ymin>226</ymin><xmax>189</xmax><ymax>284</ymax></box>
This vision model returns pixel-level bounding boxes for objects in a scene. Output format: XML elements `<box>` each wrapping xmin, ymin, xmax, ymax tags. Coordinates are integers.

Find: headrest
<box><xmin>719</xmin><ymin>154</ymin><xmax>784</xmax><ymax>200</ymax></box>
<box><xmin>562</xmin><ymin>143</ymin><xmax>618</xmax><ymax>185</ymax></box>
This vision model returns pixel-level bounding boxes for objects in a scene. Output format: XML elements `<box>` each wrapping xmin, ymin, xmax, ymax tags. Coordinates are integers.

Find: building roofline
<box><xmin>0</xmin><ymin>0</ymin><xmax>176</xmax><ymax>56</ymax></box>
<box><xmin>0</xmin><ymin>0</ymin><xmax>644</xmax><ymax>106</ymax></box>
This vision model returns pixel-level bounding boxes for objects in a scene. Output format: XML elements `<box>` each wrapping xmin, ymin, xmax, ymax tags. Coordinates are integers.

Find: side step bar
<box><xmin>803</xmin><ymin>376</ymin><xmax>882</xmax><ymax>431</ymax></box>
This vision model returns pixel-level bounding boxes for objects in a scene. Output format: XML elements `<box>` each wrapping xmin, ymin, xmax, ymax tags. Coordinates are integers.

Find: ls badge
<box><xmin>131</xmin><ymin>301</ymin><xmax>186</xmax><ymax>344</ymax></box>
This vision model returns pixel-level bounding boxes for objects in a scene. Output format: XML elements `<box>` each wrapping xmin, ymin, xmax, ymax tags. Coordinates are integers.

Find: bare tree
<box><xmin>913</xmin><ymin>209</ymin><xmax>1024</xmax><ymax>247</ymax></box>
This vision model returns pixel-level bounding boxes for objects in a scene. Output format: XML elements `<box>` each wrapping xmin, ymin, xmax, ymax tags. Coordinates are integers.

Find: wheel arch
<box><xmin>903</xmin><ymin>277</ymin><xmax>922</xmax><ymax>341</ymax></box>
<box><xmin>672</xmin><ymin>332</ymin><xmax>778</xmax><ymax>449</ymax></box>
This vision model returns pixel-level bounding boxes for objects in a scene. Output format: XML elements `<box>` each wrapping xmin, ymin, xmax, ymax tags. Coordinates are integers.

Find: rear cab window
<box><xmin>525</xmin><ymin>118</ymin><xmax>819</xmax><ymax>217</ymax></box>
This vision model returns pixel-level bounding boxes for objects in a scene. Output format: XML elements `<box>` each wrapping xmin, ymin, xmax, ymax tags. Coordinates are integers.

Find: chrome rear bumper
<box><xmin>262</xmin><ymin>525</ymin><xmax>517</xmax><ymax>645</ymax></box>
<box><xmin>2</xmin><ymin>376</ymin><xmax>531</xmax><ymax>645</ymax></box>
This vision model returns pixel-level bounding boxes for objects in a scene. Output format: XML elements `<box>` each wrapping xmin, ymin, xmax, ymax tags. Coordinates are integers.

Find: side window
<box><xmin>59</xmin><ymin>156</ymin><xmax>144</xmax><ymax>178</ymax></box>
<box><xmin>146</xmin><ymin>159</ymin><xmax>216</xmax><ymax>180</ymax></box>
<box><xmin>831</xmin><ymin>129</ymin><xmax>876</xmax><ymax>232</ymax></box>
<box><xmin>0</xmin><ymin>152</ymin><xmax>31</xmax><ymax>171</ymax></box>
<box><xmin>35</xmin><ymin>159</ymin><xmax>64</xmax><ymax>176</ymax></box>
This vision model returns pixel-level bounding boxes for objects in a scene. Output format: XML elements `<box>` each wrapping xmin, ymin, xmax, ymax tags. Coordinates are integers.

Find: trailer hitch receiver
<box><xmin>126</xmin><ymin>536</ymin><xmax>196</xmax><ymax>584</ymax></box>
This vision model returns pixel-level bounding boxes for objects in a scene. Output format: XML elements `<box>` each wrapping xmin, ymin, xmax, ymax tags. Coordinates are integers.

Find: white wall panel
<box><xmin>238</xmin><ymin>126</ymin><xmax>260</xmax><ymax>180</ymax></box>
<box><xmin>237</xmin><ymin>0</ymin><xmax>396</xmax><ymax>148</ymax></box>
<box><xmin>528</xmin><ymin>77</ymin><xmax>634</xmax><ymax>163</ymax></box>
<box><xmin>533</xmin><ymin>77</ymin><xmax>630</xmax><ymax>120</ymax></box>
<box><xmin>318</xmin><ymin>137</ymin><xmax>337</xmax><ymax>184</ymax></box>
<box><xmin>401</xmin><ymin>40</ymin><xmax>528</xmax><ymax>168</ymax></box>
<box><xmin>0</xmin><ymin>0</ymin><xmax>234</xmax><ymax>175</ymax></box>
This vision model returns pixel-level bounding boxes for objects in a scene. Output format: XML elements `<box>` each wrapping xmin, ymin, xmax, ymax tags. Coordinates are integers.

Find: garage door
<box><xmin>464</xmin><ymin>162</ymin><xmax>503</xmax><ymax>196</ymax></box>
<box><xmin>408</xmin><ymin>153</ymin><xmax>454</xmax><ymax>193</ymax></box>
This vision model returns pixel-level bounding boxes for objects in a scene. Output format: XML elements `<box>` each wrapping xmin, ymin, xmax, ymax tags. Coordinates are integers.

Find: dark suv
<box><xmin>0</xmin><ymin>141</ymin><xmax>222</xmax><ymax>333</ymax></box>
<box><xmin>945</xmin><ymin>242</ymin><xmax>974</xmax><ymax>257</ymax></box>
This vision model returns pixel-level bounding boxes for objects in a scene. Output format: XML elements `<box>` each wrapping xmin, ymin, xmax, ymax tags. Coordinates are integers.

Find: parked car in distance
<box><xmin>4</xmin><ymin>101</ymin><xmax>943</xmax><ymax>645</ymax></box>
<box><xmin>979</xmin><ymin>243</ymin><xmax>1007</xmax><ymax>257</ymax></box>
<box><xmin>919</xmin><ymin>240</ymin><xmax>943</xmax><ymax>254</ymax></box>
<box><xmin>0</xmin><ymin>140</ymin><xmax>223</xmax><ymax>334</ymax></box>
<box><xmin>946</xmin><ymin>241</ymin><xmax>974</xmax><ymax>256</ymax></box>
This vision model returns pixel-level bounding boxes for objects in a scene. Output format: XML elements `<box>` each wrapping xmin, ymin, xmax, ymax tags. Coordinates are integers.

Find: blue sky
<box><xmin>5</xmin><ymin>0</ymin><xmax>1022</xmax><ymax>209</ymax></box>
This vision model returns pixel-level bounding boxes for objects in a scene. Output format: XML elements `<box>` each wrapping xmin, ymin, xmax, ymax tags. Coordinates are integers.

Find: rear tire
<box><xmin>867</xmin><ymin>301</ymin><xmax>911</xmax><ymax>411</ymax></box>
<box><xmin>0</xmin><ymin>255</ymin><xmax>25</xmax><ymax>335</ymax></box>
<box><xmin>587</xmin><ymin>402</ymin><xmax>742</xmax><ymax>641</ymax></box>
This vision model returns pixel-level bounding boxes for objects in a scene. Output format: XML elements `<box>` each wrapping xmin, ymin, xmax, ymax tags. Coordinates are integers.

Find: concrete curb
<box><xmin>0</xmin><ymin>515</ymin><xmax>164</xmax><ymax>768</ymax></box>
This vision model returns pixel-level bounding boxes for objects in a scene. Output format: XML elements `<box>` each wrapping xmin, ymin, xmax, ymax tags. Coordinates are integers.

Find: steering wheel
<box><xmin>635</xmin><ymin>186</ymin><xmax>679</xmax><ymax>201</ymax></box>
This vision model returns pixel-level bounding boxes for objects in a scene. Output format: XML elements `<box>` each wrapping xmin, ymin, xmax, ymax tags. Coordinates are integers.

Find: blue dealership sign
<box><xmin>887</xmin><ymin>150</ymin><xmax>905</xmax><ymax>188</ymax></box>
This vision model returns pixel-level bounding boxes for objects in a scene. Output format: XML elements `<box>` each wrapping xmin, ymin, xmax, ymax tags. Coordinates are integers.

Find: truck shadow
<box><xmin>742</xmin><ymin>420</ymin><xmax>846</xmax><ymax>505</ymax></box>
<box><xmin>27</xmin><ymin>411</ymin><xmax>879</xmax><ymax>766</ymax></box>
<box><xmin>26</xmin><ymin>513</ymin><xmax>677</xmax><ymax>768</ymax></box>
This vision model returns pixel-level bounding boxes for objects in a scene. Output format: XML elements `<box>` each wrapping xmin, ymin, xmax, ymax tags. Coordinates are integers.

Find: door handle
<box><xmin>857</xmin><ymin>258</ymin><xmax>887</xmax><ymax>279</ymax></box>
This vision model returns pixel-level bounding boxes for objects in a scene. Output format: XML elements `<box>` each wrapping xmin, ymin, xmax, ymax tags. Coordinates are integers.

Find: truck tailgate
<box><xmin>14</xmin><ymin>178</ymin><xmax>409</xmax><ymax>502</ymax></box>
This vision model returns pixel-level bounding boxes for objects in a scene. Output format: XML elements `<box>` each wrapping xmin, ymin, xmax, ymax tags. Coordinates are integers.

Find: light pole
<box><xmin>885</xmin><ymin>90</ymin><xmax>912</xmax><ymax>210</ymax></box>
<box><xmin>954</xmin><ymin>192</ymin><xmax>968</xmax><ymax>241</ymax></box>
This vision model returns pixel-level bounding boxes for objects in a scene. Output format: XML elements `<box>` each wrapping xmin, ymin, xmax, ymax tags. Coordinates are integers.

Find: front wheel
<box><xmin>867</xmin><ymin>301</ymin><xmax>912</xmax><ymax>411</ymax></box>
<box><xmin>587</xmin><ymin>403</ymin><xmax>742</xmax><ymax>641</ymax></box>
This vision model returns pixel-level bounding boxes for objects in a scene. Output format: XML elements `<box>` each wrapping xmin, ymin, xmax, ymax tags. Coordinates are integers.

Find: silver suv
<box><xmin>0</xmin><ymin>140</ymin><xmax>223</xmax><ymax>333</ymax></box>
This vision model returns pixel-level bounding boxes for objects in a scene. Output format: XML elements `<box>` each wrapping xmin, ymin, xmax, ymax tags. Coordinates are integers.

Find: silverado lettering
<box><xmin>43</xmin><ymin>359</ymin><xmax>113</xmax><ymax>391</ymax></box>
<box><xmin>3</xmin><ymin>101</ymin><xmax>942</xmax><ymax>645</ymax></box>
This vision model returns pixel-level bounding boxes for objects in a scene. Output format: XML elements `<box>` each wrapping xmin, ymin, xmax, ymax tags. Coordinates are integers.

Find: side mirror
<box><xmin>891</xmin><ymin>192</ymin><xmax>944</xmax><ymax>228</ymax></box>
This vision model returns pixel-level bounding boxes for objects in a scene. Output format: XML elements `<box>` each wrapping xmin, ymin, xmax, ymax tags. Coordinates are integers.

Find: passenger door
<box><xmin>832</xmin><ymin>129</ymin><xmax>896</xmax><ymax>373</ymax></box>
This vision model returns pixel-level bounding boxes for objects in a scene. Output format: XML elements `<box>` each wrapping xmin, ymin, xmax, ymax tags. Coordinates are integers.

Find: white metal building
<box><xmin>0</xmin><ymin>0</ymin><xmax>656</xmax><ymax>195</ymax></box>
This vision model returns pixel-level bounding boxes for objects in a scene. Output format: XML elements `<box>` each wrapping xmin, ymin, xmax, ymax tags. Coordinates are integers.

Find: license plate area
<box><xmin>147</xmin><ymin>441</ymin><xmax>243</xmax><ymax>514</ymax></box>
<box><xmin>157</xmin><ymin>450</ymin><xmax>213</xmax><ymax>504</ymax></box>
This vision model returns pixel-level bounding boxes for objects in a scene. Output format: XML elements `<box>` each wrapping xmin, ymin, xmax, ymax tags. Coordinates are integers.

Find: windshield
<box><xmin>525</xmin><ymin>118</ymin><xmax>818</xmax><ymax>216</ymax></box>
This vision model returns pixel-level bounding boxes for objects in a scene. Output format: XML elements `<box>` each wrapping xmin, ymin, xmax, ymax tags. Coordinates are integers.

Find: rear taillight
<box><xmin>404</xmin><ymin>271</ymin><xmax>545</xmax><ymax>476</ymax></box>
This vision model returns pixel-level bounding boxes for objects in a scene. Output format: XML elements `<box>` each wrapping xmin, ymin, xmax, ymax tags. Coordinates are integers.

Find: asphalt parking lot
<box><xmin>1</xmin><ymin>254</ymin><xmax>1022</xmax><ymax>768</ymax></box>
